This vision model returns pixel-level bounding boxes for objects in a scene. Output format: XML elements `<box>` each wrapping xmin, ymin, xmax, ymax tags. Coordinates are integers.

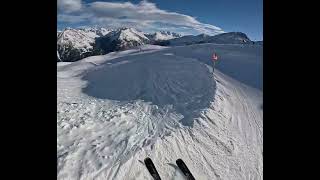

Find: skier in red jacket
<box><xmin>211</xmin><ymin>52</ymin><xmax>218</xmax><ymax>72</ymax></box>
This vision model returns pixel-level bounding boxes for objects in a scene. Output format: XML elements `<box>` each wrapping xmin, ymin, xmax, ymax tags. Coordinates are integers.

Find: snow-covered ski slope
<box><xmin>57</xmin><ymin>43</ymin><xmax>263</xmax><ymax>180</ymax></box>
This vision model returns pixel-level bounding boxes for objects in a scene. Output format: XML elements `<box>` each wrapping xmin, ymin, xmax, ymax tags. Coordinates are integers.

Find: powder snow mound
<box><xmin>82</xmin><ymin>53</ymin><xmax>216</xmax><ymax>126</ymax></box>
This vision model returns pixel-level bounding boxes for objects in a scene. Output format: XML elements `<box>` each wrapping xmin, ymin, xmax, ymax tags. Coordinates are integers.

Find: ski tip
<box><xmin>176</xmin><ymin>158</ymin><xmax>196</xmax><ymax>180</ymax></box>
<box><xmin>144</xmin><ymin>157</ymin><xmax>162</xmax><ymax>180</ymax></box>
<box><xmin>144</xmin><ymin>157</ymin><xmax>152</xmax><ymax>164</ymax></box>
<box><xmin>176</xmin><ymin>159</ymin><xmax>187</xmax><ymax>168</ymax></box>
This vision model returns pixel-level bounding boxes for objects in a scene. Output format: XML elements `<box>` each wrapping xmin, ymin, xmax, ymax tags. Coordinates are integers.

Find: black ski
<box><xmin>176</xmin><ymin>159</ymin><xmax>195</xmax><ymax>180</ymax></box>
<box><xmin>144</xmin><ymin>157</ymin><xmax>161</xmax><ymax>180</ymax></box>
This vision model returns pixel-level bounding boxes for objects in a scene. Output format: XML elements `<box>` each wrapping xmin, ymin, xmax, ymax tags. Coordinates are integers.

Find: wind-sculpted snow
<box><xmin>82</xmin><ymin>53</ymin><xmax>216</xmax><ymax>126</ymax></box>
<box><xmin>57</xmin><ymin>44</ymin><xmax>263</xmax><ymax>180</ymax></box>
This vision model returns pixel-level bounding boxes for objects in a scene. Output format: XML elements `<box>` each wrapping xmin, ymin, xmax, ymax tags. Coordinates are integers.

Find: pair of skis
<box><xmin>144</xmin><ymin>157</ymin><xmax>195</xmax><ymax>180</ymax></box>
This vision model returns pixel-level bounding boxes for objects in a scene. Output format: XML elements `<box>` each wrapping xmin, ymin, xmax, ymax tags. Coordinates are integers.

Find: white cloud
<box><xmin>58</xmin><ymin>14</ymin><xmax>89</xmax><ymax>23</ymax></box>
<box><xmin>58</xmin><ymin>0</ymin><xmax>224</xmax><ymax>35</ymax></box>
<box><xmin>58</xmin><ymin>0</ymin><xmax>82</xmax><ymax>13</ymax></box>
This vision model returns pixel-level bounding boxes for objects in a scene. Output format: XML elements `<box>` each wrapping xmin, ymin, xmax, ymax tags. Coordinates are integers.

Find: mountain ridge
<box><xmin>57</xmin><ymin>27</ymin><xmax>256</xmax><ymax>62</ymax></box>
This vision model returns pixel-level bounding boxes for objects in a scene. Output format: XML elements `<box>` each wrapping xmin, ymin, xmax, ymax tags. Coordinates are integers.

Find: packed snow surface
<box><xmin>57</xmin><ymin>43</ymin><xmax>263</xmax><ymax>180</ymax></box>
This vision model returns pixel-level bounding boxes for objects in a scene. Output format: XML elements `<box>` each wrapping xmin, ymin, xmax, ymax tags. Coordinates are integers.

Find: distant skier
<box><xmin>211</xmin><ymin>52</ymin><xmax>219</xmax><ymax>72</ymax></box>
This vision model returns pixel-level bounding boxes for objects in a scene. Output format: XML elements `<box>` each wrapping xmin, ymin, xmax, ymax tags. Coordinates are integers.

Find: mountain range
<box><xmin>57</xmin><ymin>27</ymin><xmax>260</xmax><ymax>62</ymax></box>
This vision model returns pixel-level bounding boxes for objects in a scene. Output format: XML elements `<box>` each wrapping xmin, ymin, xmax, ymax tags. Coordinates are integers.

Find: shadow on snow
<box><xmin>82</xmin><ymin>53</ymin><xmax>216</xmax><ymax>127</ymax></box>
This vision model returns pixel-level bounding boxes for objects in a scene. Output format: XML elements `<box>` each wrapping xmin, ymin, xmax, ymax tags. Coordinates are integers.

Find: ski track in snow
<box><xmin>57</xmin><ymin>44</ymin><xmax>263</xmax><ymax>180</ymax></box>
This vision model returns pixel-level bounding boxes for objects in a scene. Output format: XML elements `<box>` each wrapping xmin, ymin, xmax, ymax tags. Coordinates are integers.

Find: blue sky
<box><xmin>58</xmin><ymin>0</ymin><xmax>263</xmax><ymax>40</ymax></box>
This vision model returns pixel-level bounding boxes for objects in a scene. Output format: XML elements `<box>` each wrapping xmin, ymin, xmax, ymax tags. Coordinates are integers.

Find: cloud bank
<box><xmin>58</xmin><ymin>0</ymin><xmax>224</xmax><ymax>35</ymax></box>
<box><xmin>58</xmin><ymin>0</ymin><xmax>82</xmax><ymax>13</ymax></box>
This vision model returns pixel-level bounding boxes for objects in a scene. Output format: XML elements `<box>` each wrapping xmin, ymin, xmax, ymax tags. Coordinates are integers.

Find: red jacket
<box><xmin>212</xmin><ymin>53</ymin><xmax>218</xmax><ymax>61</ymax></box>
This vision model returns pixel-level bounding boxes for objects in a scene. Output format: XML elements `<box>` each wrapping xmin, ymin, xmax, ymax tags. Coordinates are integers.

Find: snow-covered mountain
<box><xmin>57</xmin><ymin>28</ymin><xmax>103</xmax><ymax>62</ymax></box>
<box><xmin>146</xmin><ymin>31</ymin><xmax>181</xmax><ymax>41</ymax></box>
<box><xmin>57</xmin><ymin>27</ymin><xmax>254</xmax><ymax>62</ymax></box>
<box><xmin>207</xmin><ymin>32</ymin><xmax>252</xmax><ymax>44</ymax></box>
<box><xmin>167</xmin><ymin>32</ymin><xmax>252</xmax><ymax>46</ymax></box>
<box><xmin>94</xmin><ymin>28</ymin><xmax>150</xmax><ymax>54</ymax></box>
<box><xmin>57</xmin><ymin>43</ymin><xmax>263</xmax><ymax>180</ymax></box>
<box><xmin>79</xmin><ymin>27</ymin><xmax>112</xmax><ymax>37</ymax></box>
<box><xmin>104</xmin><ymin>27</ymin><xmax>149</xmax><ymax>44</ymax></box>
<box><xmin>254</xmin><ymin>41</ymin><xmax>263</xmax><ymax>45</ymax></box>
<box><xmin>57</xmin><ymin>27</ymin><xmax>152</xmax><ymax>62</ymax></box>
<box><xmin>168</xmin><ymin>33</ymin><xmax>211</xmax><ymax>46</ymax></box>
